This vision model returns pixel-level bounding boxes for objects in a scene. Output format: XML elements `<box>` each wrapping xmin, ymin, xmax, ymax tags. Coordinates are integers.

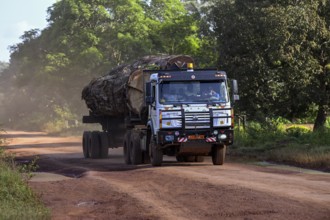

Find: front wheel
<box><xmin>212</xmin><ymin>145</ymin><xmax>226</xmax><ymax>165</ymax></box>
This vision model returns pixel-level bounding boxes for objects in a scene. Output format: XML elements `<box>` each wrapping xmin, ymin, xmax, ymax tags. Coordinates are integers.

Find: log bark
<box><xmin>82</xmin><ymin>55</ymin><xmax>194</xmax><ymax>116</ymax></box>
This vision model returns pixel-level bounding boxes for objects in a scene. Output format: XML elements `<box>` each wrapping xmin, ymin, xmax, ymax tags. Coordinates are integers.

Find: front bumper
<box><xmin>158</xmin><ymin>128</ymin><xmax>234</xmax><ymax>146</ymax></box>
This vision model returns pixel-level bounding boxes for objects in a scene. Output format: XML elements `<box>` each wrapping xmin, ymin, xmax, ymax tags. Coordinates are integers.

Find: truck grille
<box><xmin>184</xmin><ymin>112</ymin><xmax>210</xmax><ymax>129</ymax></box>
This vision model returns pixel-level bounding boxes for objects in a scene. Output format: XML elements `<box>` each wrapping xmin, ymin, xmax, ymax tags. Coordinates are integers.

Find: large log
<box><xmin>82</xmin><ymin>55</ymin><xmax>194</xmax><ymax>116</ymax></box>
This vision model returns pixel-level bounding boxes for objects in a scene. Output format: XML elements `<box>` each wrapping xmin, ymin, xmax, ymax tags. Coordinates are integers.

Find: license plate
<box><xmin>188</xmin><ymin>135</ymin><xmax>205</xmax><ymax>140</ymax></box>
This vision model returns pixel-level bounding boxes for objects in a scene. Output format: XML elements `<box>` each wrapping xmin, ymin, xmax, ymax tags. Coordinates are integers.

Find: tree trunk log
<box><xmin>82</xmin><ymin>55</ymin><xmax>194</xmax><ymax>116</ymax></box>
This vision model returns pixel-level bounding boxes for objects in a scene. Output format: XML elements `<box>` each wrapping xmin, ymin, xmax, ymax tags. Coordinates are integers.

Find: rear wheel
<box><xmin>130</xmin><ymin>133</ymin><xmax>142</xmax><ymax>165</ymax></box>
<box><xmin>176</xmin><ymin>155</ymin><xmax>185</xmax><ymax>162</ymax></box>
<box><xmin>123</xmin><ymin>131</ymin><xmax>131</xmax><ymax>164</ymax></box>
<box><xmin>212</xmin><ymin>145</ymin><xmax>226</xmax><ymax>165</ymax></box>
<box><xmin>142</xmin><ymin>151</ymin><xmax>151</xmax><ymax>164</ymax></box>
<box><xmin>82</xmin><ymin>131</ymin><xmax>90</xmax><ymax>158</ymax></box>
<box><xmin>184</xmin><ymin>156</ymin><xmax>196</xmax><ymax>162</ymax></box>
<box><xmin>99</xmin><ymin>132</ymin><xmax>109</xmax><ymax>158</ymax></box>
<box><xmin>150</xmin><ymin>138</ymin><xmax>163</xmax><ymax>166</ymax></box>
<box><xmin>195</xmin><ymin>156</ymin><xmax>204</xmax><ymax>162</ymax></box>
<box><xmin>89</xmin><ymin>131</ymin><xmax>101</xmax><ymax>158</ymax></box>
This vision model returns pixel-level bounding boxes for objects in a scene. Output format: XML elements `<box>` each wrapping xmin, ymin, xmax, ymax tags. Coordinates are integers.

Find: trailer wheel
<box><xmin>212</xmin><ymin>144</ymin><xmax>226</xmax><ymax>165</ymax></box>
<box><xmin>82</xmin><ymin>131</ymin><xmax>90</xmax><ymax>158</ymax></box>
<box><xmin>123</xmin><ymin>131</ymin><xmax>131</xmax><ymax>164</ymax></box>
<box><xmin>150</xmin><ymin>138</ymin><xmax>163</xmax><ymax>166</ymax></box>
<box><xmin>89</xmin><ymin>131</ymin><xmax>101</xmax><ymax>159</ymax></box>
<box><xmin>195</xmin><ymin>156</ymin><xmax>204</xmax><ymax>162</ymax></box>
<box><xmin>130</xmin><ymin>133</ymin><xmax>142</xmax><ymax>165</ymax></box>
<box><xmin>99</xmin><ymin>132</ymin><xmax>109</xmax><ymax>158</ymax></box>
<box><xmin>184</xmin><ymin>156</ymin><xmax>196</xmax><ymax>162</ymax></box>
<box><xmin>142</xmin><ymin>151</ymin><xmax>150</xmax><ymax>164</ymax></box>
<box><xmin>176</xmin><ymin>155</ymin><xmax>185</xmax><ymax>162</ymax></box>
<box><xmin>142</xmin><ymin>132</ymin><xmax>151</xmax><ymax>164</ymax></box>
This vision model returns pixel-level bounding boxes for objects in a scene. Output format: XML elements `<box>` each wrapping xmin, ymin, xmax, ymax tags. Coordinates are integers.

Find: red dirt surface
<box><xmin>3</xmin><ymin>131</ymin><xmax>330</xmax><ymax>220</ymax></box>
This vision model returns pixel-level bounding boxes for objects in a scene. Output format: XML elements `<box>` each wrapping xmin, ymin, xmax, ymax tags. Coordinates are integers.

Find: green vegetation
<box><xmin>231</xmin><ymin>118</ymin><xmax>330</xmax><ymax>171</ymax></box>
<box><xmin>0</xmin><ymin>0</ymin><xmax>328</xmax><ymax>131</ymax></box>
<box><xmin>0</xmin><ymin>1</ymin><xmax>328</xmax><ymax>168</ymax></box>
<box><xmin>0</xmin><ymin>135</ymin><xmax>50</xmax><ymax>219</ymax></box>
<box><xmin>209</xmin><ymin>0</ymin><xmax>329</xmax><ymax>130</ymax></box>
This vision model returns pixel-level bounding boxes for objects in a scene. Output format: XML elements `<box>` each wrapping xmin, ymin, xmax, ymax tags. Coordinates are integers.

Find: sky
<box><xmin>0</xmin><ymin>0</ymin><xmax>57</xmax><ymax>62</ymax></box>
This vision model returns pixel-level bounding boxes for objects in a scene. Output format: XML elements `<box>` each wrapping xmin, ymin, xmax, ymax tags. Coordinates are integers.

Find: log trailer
<box><xmin>82</xmin><ymin>63</ymin><xmax>239</xmax><ymax>166</ymax></box>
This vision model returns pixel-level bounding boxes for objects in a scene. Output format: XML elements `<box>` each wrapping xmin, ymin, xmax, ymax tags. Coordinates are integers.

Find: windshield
<box><xmin>159</xmin><ymin>80</ymin><xmax>229</xmax><ymax>104</ymax></box>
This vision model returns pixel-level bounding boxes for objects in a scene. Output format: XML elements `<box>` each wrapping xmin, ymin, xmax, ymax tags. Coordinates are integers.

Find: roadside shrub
<box><xmin>0</xmin><ymin>130</ymin><xmax>49</xmax><ymax>219</ymax></box>
<box><xmin>267</xmin><ymin>145</ymin><xmax>330</xmax><ymax>171</ymax></box>
<box><xmin>326</xmin><ymin>117</ymin><xmax>330</xmax><ymax>128</ymax></box>
<box><xmin>235</xmin><ymin>118</ymin><xmax>287</xmax><ymax>148</ymax></box>
<box><xmin>286</xmin><ymin>125</ymin><xmax>311</xmax><ymax>138</ymax></box>
<box><xmin>0</xmin><ymin>159</ymin><xmax>50</xmax><ymax>219</ymax></box>
<box><xmin>232</xmin><ymin>119</ymin><xmax>330</xmax><ymax>171</ymax></box>
<box><xmin>42</xmin><ymin>105</ymin><xmax>78</xmax><ymax>133</ymax></box>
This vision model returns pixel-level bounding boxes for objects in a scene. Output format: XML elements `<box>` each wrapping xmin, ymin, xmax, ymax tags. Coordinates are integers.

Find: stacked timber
<box><xmin>82</xmin><ymin>55</ymin><xmax>194</xmax><ymax>116</ymax></box>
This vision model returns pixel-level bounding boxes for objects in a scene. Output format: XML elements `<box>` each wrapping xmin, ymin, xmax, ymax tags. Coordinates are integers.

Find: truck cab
<box><xmin>144</xmin><ymin>65</ymin><xmax>237</xmax><ymax>166</ymax></box>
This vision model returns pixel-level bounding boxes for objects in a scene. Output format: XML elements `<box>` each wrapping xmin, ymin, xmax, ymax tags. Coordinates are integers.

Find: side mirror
<box><xmin>231</xmin><ymin>80</ymin><xmax>239</xmax><ymax>101</ymax></box>
<box><xmin>232</xmin><ymin>79</ymin><xmax>238</xmax><ymax>94</ymax></box>
<box><xmin>145</xmin><ymin>82</ymin><xmax>154</xmax><ymax>105</ymax></box>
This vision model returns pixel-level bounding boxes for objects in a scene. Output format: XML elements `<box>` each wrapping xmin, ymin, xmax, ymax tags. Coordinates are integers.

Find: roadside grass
<box><xmin>231</xmin><ymin>118</ymin><xmax>330</xmax><ymax>172</ymax></box>
<box><xmin>0</xmin><ymin>133</ymin><xmax>50</xmax><ymax>220</ymax></box>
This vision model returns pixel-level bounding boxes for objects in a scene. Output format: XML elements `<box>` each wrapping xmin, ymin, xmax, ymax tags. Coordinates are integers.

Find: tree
<box><xmin>208</xmin><ymin>0</ymin><xmax>330</xmax><ymax>130</ymax></box>
<box><xmin>4</xmin><ymin>0</ymin><xmax>205</xmax><ymax>129</ymax></box>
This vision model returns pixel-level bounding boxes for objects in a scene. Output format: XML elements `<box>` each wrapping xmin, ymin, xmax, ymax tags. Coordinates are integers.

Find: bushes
<box><xmin>42</xmin><ymin>105</ymin><xmax>78</xmax><ymax>133</ymax></box>
<box><xmin>285</xmin><ymin>125</ymin><xmax>310</xmax><ymax>137</ymax></box>
<box><xmin>232</xmin><ymin>118</ymin><xmax>330</xmax><ymax>171</ymax></box>
<box><xmin>0</xmin><ymin>133</ymin><xmax>50</xmax><ymax>219</ymax></box>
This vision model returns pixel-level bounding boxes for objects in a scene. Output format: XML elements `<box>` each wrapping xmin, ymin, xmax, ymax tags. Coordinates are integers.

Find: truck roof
<box><xmin>144</xmin><ymin>69</ymin><xmax>227</xmax><ymax>81</ymax></box>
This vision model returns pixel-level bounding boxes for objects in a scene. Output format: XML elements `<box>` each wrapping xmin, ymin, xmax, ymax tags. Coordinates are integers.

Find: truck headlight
<box><xmin>213</xmin><ymin>111</ymin><xmax>230</xmax><ymax>127</ymax></box>
<box><xmin>162</xmin><ymin>120</ymin><xmax>182</xmax><ymax>128</ymax></box>
<box><xmin>160</xmin><ymin>111</ymin><xmax>182</xmax><ymax>128</ymax></box>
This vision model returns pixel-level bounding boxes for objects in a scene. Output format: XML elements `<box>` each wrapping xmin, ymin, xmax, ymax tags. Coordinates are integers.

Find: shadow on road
<box><xmin>15</xmin><ymin>153</ymin><xmax>212</xmax><ymax>179</ymax></box>
<box><xmin>1</xmin><ymin>132</ymin><xmax>48</xmax><ymax>139</ymax></box>
<box><xmin>6</xmin><ymin>142</ymin><xmax>81</xmax><ymax>149</ymax></box>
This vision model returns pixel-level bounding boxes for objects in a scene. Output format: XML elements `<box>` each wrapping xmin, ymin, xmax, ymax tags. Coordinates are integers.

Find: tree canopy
<box><xmin>1</xmin><ymin>0</ymin><xmax>329</xmax><ymax>130</ymax></box>
<box><xmin>209</xmin><ymin>0</ymin><xmax>330</xmax><ymax>129</ymax></box>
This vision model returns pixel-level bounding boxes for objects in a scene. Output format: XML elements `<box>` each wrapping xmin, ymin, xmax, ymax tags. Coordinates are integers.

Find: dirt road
<box><xmin>3</xmin><ymin>131</ymin><xmax>330</xmax><ymax>220</ymax></box>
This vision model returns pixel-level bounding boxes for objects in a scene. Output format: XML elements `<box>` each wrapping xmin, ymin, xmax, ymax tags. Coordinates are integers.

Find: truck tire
<box><xmin>89</xmin><ymin>131</ymin><xmax>101</xmax><ymax>159</ymax></box>
<box><xmin>123</xmin><ymin>131</ymin><xmax>131</xmax><ymax>164</ymax></box>
<box><xmin>82</xmin><ymin>131</ymin><xmax>90</xmax><ymax>158</ymax></box>
<box><xmin>99</xmin><ymin>132</ymin><xmax>109</xmax><ymax>158</ymax></box>
<box><xmin>195</xmin><ymin>156</ymin><xmax>204</xmax><ymax>162</ymax></box>
<box><xmin>142</xmin><ymin>152</ymin><xmax>151</xmax><ymax>164</ymax></box>
<box><xmin>212</xmin><ymin>144</ymin><xmax>226</xmax><ymax>165</ymax></box>
<box><xmin>142</xmin><ymin>132</ymin><xmax>150</xmax><ymax>164</ymax></box>
<box><xmin>176</xmin><ymin>155</ymin><xmax>185</xmax><ymax>162</ymax></box>
<box><xmin>184</xmin><ymin>156</ymin><xmax>196</xmax><ymax>162</ymax></box>
<box><xmin>150</xmin><ymin>138</ymin><xmax>163</xmax><ymax>166</ymax></box>
<box><xmin>130</xmin><ymin>133</ymin><xmax>142</xmax><ymax>165</ymax></box>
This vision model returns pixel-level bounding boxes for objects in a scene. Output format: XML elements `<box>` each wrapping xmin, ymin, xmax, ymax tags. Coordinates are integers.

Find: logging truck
<box><xmin>82</xmin><ymin>56</ymin><xmax>239</xmax><ymax>166</ymax></box>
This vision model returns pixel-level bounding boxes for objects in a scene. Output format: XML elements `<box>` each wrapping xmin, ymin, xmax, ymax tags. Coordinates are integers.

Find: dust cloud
<box><xmin>0</xmin><ymin>63</ymin><xmax>92</xmax><ymax>131</ymax></box>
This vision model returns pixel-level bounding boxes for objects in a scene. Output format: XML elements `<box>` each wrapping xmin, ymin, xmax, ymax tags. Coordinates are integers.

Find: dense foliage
<box><xmin>0</xmin><ymin>132</ymin><xmax>50</xmax><ymax>219</ymax></box>
<box><xmin>232</xmin><ymin>118</ymin><xmax>330</xmax><ymax>171</ymax></box>
<box><xmin>0</xmin><ymin>0</ymin><xmax>329</xmax><ymax>131</ymax></box>
<box><xmin>208</xmin><ymin>0</ymin><xmax>330</xmax><ymax>130</ymax></box>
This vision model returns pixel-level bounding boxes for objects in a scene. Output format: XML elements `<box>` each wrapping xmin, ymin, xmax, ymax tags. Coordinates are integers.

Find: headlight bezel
<box><xmin>160</xmin><ymin>110</ymin><xmax>182</xmax><ymax>128</ymax></box>
<box><xmin>213</xmin><ymin>110</ymin><xmax>231</xmax><ymax>127</ymax></box>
